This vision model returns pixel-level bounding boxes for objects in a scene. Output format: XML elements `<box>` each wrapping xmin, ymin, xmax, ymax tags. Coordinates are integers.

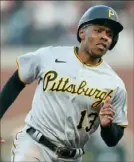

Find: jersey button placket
<box><xmin>79</xmin><ymin>67</ymin><xmax>84</xmax><ymax>79</ymax></box>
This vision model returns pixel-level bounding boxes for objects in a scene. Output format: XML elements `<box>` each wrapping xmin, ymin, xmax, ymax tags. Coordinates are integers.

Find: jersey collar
<box><xmin>73</xmin><ymin>46</ymin><xmax>103</xmax><ymax>67</ymax></box>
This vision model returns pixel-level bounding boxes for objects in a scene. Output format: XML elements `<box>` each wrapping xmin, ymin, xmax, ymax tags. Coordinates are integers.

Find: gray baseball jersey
<box><xmin>16</xmin><ymin>46</ymin><xmax>128</xmax><ymax>149</ymax></box>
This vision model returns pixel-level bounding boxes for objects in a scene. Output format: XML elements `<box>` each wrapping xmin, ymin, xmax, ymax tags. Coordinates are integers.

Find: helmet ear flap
<box><xmin>79</xmin><ymin>27</ymin><xmax>86</xmax><ymax>41</ymax></box>
<box><xmin>109</xmin><ymin>34</ymin><xmax>119</xmax><ymax>50</ymax></box>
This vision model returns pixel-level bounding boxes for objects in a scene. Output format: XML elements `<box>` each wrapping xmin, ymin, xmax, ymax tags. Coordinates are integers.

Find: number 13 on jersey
<box><xmin>77</xmin><ymin>110</ymin><xmax>98</xmax><ymax>132</ymax></box>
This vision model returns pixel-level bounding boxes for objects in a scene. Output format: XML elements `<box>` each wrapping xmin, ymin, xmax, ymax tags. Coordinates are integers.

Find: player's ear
<box><xmin>79</xmin><ymin>28</ymin><xmax>86</xmax><ymax>41</ymax></box>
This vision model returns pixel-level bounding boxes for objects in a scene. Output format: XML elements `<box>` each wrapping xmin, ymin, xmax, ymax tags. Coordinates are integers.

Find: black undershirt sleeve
<box><xmin>0</xmin><ymin>70</ymin><xmax>25</xmax><ymax>119</ymax></box>
<box><xmin>100</xmin><ymin>123</ymin><xmax>124</xmax><ymax>147</ymax></box>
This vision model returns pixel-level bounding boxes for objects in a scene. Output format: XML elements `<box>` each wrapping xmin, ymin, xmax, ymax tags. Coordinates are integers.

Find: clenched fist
<box><xmin>0</xmin><ymin>137</ymin><xmax>5</xmax><ymax>144</ymax></box>
<box><xmin>99</xmin><ymin>96</ymin><xmax>115</xmax><ymax>127</ymax></box>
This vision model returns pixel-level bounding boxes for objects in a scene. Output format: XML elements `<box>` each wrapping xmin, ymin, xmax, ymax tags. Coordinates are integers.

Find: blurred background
<box><xmin>1</xmin><ymin>1</ymin><xmax>134</xmax><ymax>161</ymax></box>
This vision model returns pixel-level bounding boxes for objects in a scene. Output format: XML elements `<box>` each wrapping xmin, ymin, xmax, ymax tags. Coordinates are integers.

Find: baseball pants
<box><xmin>11</xmin><ymin>126</ymin><xmax>82</xmax><ymax>162</ymax></box>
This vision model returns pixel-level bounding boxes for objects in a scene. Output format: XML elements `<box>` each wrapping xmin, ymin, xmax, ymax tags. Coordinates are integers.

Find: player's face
<box><xmin>82</xmin><ymin>24</ymin><xmax>113</xmax><ymax>58</ymax></box>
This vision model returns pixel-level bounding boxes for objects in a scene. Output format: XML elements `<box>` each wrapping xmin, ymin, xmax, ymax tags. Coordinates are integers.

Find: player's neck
<box><xmin>76</xmin><ymin>46</ymin><xmax>101</xmax><ymax>66</ymax></box>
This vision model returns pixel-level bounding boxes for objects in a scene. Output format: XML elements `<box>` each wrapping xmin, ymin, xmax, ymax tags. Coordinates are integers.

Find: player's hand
<box><xmin>99</xmin><ymin>96</ymin><xmax>115</xmax><ymax>127</ymax></box>
<box><xmin>0</xmin><ymin>137</ymin><xmax>5</xmax><ymax>144</ymax></box>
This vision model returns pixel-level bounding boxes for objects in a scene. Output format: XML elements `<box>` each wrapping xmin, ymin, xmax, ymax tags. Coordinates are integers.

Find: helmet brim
<box><xmin>77</xmin><ymin>18</ymin><xmax>123</xmax><ymax>42</ymax></box>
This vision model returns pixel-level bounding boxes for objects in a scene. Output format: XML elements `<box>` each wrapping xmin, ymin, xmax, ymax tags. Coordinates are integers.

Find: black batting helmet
<box><xmin>77</xmin><ymin>5</ymin><xmax>123</xmax><ymax>50</ymax></box>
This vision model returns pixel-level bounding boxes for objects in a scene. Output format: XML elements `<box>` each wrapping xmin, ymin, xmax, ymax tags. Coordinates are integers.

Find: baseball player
<box><xmin>0</xmin><ymin>5</ymin><xmax>128</xmax><ymax>162</ymax></box>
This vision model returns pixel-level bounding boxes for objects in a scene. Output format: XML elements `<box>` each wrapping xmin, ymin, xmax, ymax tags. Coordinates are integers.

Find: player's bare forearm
<box><xmin>99</xmin><ymin>97</ymin><xmax>124</xmax><ymax>147</ymax></box>
<box><xmin>0</xmin><ymin>70</ymin><xmax>25</xmax><ymax>119</ymax></box>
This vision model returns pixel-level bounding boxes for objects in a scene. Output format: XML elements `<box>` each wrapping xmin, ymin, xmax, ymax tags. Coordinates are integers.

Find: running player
<box><xmin>0</xmin><ymin>5</ymin><xmax>128</xmax><ymax>162</ymax></box>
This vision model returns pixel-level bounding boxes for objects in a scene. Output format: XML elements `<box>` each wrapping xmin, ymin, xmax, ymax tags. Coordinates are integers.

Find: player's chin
<box><xmin>92</xmin><ymin>47</ymin><xmax>107</xmax><ymax>58</ymax></box>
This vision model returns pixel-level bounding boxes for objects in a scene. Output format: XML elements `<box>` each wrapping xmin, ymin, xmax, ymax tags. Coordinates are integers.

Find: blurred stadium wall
<box><xmin>1</xmin><ymin>1</ymin><xmax>134</xmax><ymax>162</ymax></box>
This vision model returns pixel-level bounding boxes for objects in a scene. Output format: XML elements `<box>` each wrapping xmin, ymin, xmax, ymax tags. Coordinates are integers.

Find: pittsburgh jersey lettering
<box><xmin>43</xmin><ymin>70</ymin><xmax>114</xmax><ymax>107</ymax></box>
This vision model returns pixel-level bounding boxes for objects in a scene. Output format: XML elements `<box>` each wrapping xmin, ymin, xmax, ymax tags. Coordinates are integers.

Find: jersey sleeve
<box><xmin>16</xmin><ymin>51</ymin><xmax>40</xmax><ymax>84</ymax></box>
<box><xmin>16</xmin><ymin>46</ymin><xmax>53</xmax><ymax>84</ymax></box>
<box><xmin>112</xmin><ymin>86</ymin><xmax>128</xmax><ymax>128</ymax></box>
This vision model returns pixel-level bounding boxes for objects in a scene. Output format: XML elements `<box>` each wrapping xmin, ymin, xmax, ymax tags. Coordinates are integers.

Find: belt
<box><xmin>26</xmin><ymin>127</ymin><xmax>78</xmax><ymax>158</ymax></box>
